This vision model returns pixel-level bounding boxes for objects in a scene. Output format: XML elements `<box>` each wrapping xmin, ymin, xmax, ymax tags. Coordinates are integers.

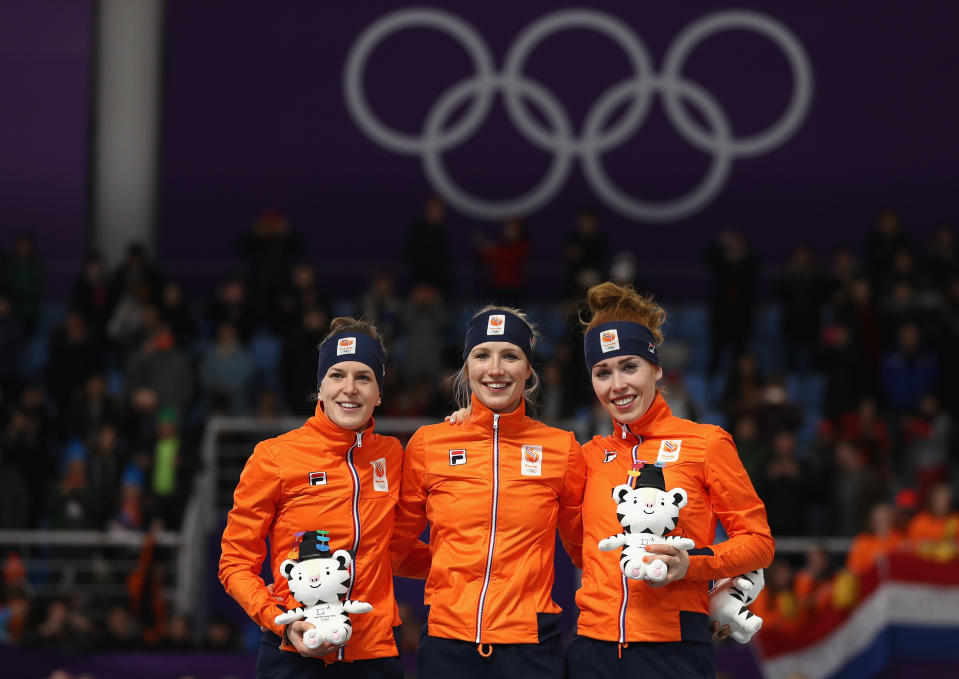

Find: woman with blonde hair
<box><xmin>567</xmin><ymin>282</ymin><xmax>774</xmax><ymax>679</ymax></box>
<box><xmin>392</xmin><ymin>306</ymin><xmax>585</xmax><ymax>679</ymax></box>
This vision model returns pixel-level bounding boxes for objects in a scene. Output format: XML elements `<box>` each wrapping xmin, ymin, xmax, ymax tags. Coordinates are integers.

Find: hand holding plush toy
<box><xmin>274</xmin><ymin>531</ymin><xmax>372</xmax><ymax>649</ymax></box>
<box><xmin>598</xmin><ymin>464</ymin><xmax>694</xmax><ymax>583</ymax></box>
<box><xmin>708</xmin><ymin>569</ymin><xmax>764</xmax><ymax>643</ymax></box>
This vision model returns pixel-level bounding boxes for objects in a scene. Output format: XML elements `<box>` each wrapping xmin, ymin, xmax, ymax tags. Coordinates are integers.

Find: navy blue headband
<box><xmin>584</xmin><ymin>321</ymin><xmax>660</xmax><ymax>372</ymax></box>
<box><xmin>463</xmin><ymin>310</ymin><xmax>534</xmax><ymax>363</ymax></box>
<box><xmin>317</xmin><ymin>332</ymin><xmax>386</xmax><ymax>392</ymax></box>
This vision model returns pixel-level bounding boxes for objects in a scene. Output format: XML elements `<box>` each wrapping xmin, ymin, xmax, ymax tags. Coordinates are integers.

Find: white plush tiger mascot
<box><xmin>708</xmin><ymin>569</ymin><xmax>765</xmax><ymax>643</ymax></box>
<box><xmin>274</xmin><ymin>530</ymin><xmax>372</xmax><ymax>648</ymax></box>
<box><xmin>598</xmin><ymin>463</ymin><xmax>695</xmax><ymax>582</ymax></box>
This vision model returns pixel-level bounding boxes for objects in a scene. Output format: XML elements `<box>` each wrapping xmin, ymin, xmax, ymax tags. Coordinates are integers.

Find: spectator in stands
<box><xmin>277</xmin><ymin>262</ymin><xmax>329</xmax><ymax>331</ymax></box>
<box><xmin>400</xmin><ymin>284</ymin><xmax>448</xmax><ymax>386</ymax></box>
<box><xmin>358</xmin><ymin>272</ymin><xmax>401</xmax><ymax>347</ymax></box>
<box><xmin>936</xmin><ymin>274</ymin><xmax>959</xmax><ymax>412</ymax></box>
<box><xmin>159</xmin><ymin>280</ymin><xmax>197</xmax><ymax>350</ymax></box>
<box><xmin>833</xmin><ymin>441</ymin><xmax>887</xmax><ymax>537</ymax></box>
<box><xmin>474</xmin><ymin>217</ymin><xmax>530</xmax><ymax>307</ymax></box>
<box><xmin>206</xmin><ymin>276</ymin><xmax>254</xmax><ymax>342</ymax></box>
<box><xmin>199</xmin><ymin>321</ymin><xmax>253</xmax><ymax>416</ymax></box>
<box><xmin>879</xmin><ymin>321</ymin><xmax>939</xmax><ymax>414</ymax></box>
<box><xmin>907</xmin><ymin>483</ymin><xmax>958</xmax><ymax>546</ymax></box>
<box><xmin>205</xmin><ymin>615</ymin><xmax>240</xmax><ymax>651</ymax></box>
<box><xmin>832</xmin><ymin>276</ymin><xmax>881</xmax><ymax>393</ymax></box>
<box><xmin>113</xmin><ymin>465</ymin><xmax>146</xmax><ymax>531</ymax></box>
<box><xmin>901</xmin><ymin>394</ymin><xmax>951</xmax><ymax>497</ymax></box>
<box><xmin>0</xmin><ymin>292</ymin><xmax>25</xmax><ymax>399</ymax></box>
<box><xmin>280</xmin><ymin>307</ymin><xmax>329</xmax><ymax>416</ymax></box>
<box><xmin>864</xmin><ymin>209</ymin><xmax>909</xmax><ymax>295</ymax></box>
<box><xmin>792</xmin><ymin>545</ymin><xmax>835</xmax><ymax>620</ymax></box>
<box><xmin>778</xmin><ymin>244</ymin><xmax>828</xmax><ymax>372</ymax></box>
<box><xmin>659</xmin><ymin>370</ymin><xmax>700</xmax><ymax>423</ymax></box>
<box><xmin>0</xmin><ymin>581</ymin><xmax>31</xmax><ymax>644</ymax></box>
<box><xmin>87</xmin><ymin>424</ymin><xmax>121</xmax><ymax>523</ymax></box>
<box><xmin>405</xmin><ymin>195</ymin><xmax>451</xmax><ymax>294</ymax></box>
<box><xmin>107</xmin><ymin>281</ymin><xmax>160</xmax><ymax>359</ymax></box>
<box><xmin>705</xmin><ymin>230</ymin><xmax>758</xmax><ymax>374</ymax></box>
<box><xmin>837</xmin><ymin>397</ymin><xmax>893</xmax><ymax>481</ymax></box>
<box><xmin>71</xmin><ymin>253</ymin><xmax>110</xmax><ymax>336</ymax></box>
<box><xmin>759</xmin><ymin>430</ymin><xmax>809</xmax><ymax>536</ymax></box>
<box><xmin>819</xmin><ymin>322</ymin><xmax>870</xmax><ymax>419</ymax></box>
<box><xmin>161</xmin><ymin>612</ymin><xmax>195</xmax><ymax>651</ymax></box>
<box><xmin>5</xmin><ymin>233</ymin><xmax>43</xmax><ymax>336</ymax></box>
<box><xmin>879</xmin><ymin>278</ymin><xmax>923</xmax><ymax>348</ymax></box>
<box><xmin>754</xmin><ymin>378</ymin><xmax>803</xmax><ymax>441</ymax></box>
<box><xmin>4</xmin><ymin>384</ymin><xmax>52</xmax><ymax>526</ymax></box>
<box><xmin>127</xmin><ymin>521</ymin><xmax>169</xmax><ymax>645</ymax></box>
<box><xmin>102</xmin><ymin>603</ymin><xmax>142</xmax><ymax>650</ymax></box>
<box><xmin>26</xmin><ymin>598</ymin><xmax>96</xmax><ymax>651</ymax></box>
<box><xmin>109</xmin><ymin>242</ymin><xmax>161</xmax><ymax>315</ymax></box>
<box><xmin>539</xmin><ymin>358</ymin><xmax>569</xmax><ymax>425</ymax></box>
<box><xmin>749</xmin><ymin>558</ymin><xmax>801</xmax><ymax>634</ymax></box>
<box><xmin>825</xmin><ymin>245</ymin><xmax>860</xmax><ymax>309</ymax></box>
<box><xmin>845</xmin><ymin>502</ymin><xmax>903</xmax><ymax>574</ymax></box>
<box><xmin>125</xmin><ymin>324</ymin><xmax>193</xmax><ymax>414</ymax></box>
<box><xmin>62</xmin><ymin>372</ymin><xmax>117</xmax><ymax>450</ymax></box>
<box><xmin>0</xmin><ymin>442</ymin><xmax>29</xmax><ymax>529</ymax></box>
<box><xmin>238</xmin><ymin>210</ymin><xmax>303</xmax><ymax>327</ymax></box>
<box><xmin>731</xmin><ymin>414</ymin><xmax>771</xmax><ymax>483</ymax></box>
<box><xmin>46</xmin><ymin>310</ymin><xmax>103</xmax><ymax>413</ymax></box>
<box><xmin>150</xmin><ymin>407</ymin><xmax>184</xmax><ymax>528</ymax></box>
<box><xmin>924</xmin><ymin>225</ymin><xmax>959</xmax><ymax>293</ymax></box>
<box><xmin>48</xmin><ymin>440</ymin><xmax>102</xmax><ymax>530</ymax></box>
<box><xmin>721</xmin><ymin>352</ymin><xmax>765</xmax><ymax>424</ymax></box>
<box><xmin>564</xmin><ymin>207</ymin><xmax>607</xmax><ymax>295</ymax></box>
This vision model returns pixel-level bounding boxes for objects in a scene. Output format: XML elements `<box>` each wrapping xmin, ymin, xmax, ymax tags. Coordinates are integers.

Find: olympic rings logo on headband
<box><xmin>343</xmin><ymin>8</ymin><xmax>813</xmax><ymax>223</ymax></box>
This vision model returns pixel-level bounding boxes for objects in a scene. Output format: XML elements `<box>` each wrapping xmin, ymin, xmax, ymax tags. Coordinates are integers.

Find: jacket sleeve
<box><xmin>218</xmin><ymin>441</ymin><xmax>287</xmax><ymax>637</ymax></box>
<box><xmin>392</xmin><ymin>539</ymin><xmax>432</xmax><ymax>579</ymax></box>
<box><xmin>557</xmin><ymin>433</ymin><xmax>585</xmax><ymax>569</ymax></box>
<box><xmin>390</xmin><ymin>429</ymin><xmax>430</xmax><ymax>574</ymax></box>
<box><xmin>685</xmin><ymin>427</ymin><xmax>775</xmax><ymax>582</ymax></box>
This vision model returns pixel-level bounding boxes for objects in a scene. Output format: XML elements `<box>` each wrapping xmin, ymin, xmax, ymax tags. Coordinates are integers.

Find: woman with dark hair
<box><xmin>568</xmin><ymin>282</ymin><xmax>774</xmax><ymax>679</ymax></box>
<box><xmin>219</xmin><ymin>317</ymin><xmax>427</xmax><ymax>678</ymax></box>
<box><xmin>392</xmin><ymin>306</ymin><xmax>585</xmax><ymax>679</ymax></box>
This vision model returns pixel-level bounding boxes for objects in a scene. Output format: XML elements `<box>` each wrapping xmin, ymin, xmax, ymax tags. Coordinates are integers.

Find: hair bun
<box><xmin>587</xmin><ymin>281</ymin><xmax>644</xmax><ymax>315</ymax></box>
<box><xmin>583</xmin><ymin>281</ymin><xmax>666</xmax><ymax>345</ymax></box>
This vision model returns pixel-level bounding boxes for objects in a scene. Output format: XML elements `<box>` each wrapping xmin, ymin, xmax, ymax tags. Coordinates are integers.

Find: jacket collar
<box><xmin>611</xmin><ymin>391</ymin><xmax>672</xmax><ymax>442</ymax></box>
<box><xmin>307</xmin><ymin>402</ymin><xmax>376</xmax><ymax>448</ymax></box>
<box><xmin>466</xmin><ymin>393</ymin><xmax>527</xmax><ymax>433</ymax></box>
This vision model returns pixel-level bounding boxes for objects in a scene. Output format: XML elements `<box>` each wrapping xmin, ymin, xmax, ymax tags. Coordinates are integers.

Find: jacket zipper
<box><xmin>619</xmin><ymin>442</ymin><xmax>641</xmax><ymax>644</ymax></box>
<box><xmin>475</xmin><ymin>413</ymin><xmax>500</xmax><ymax>644</ymax></box>
<box><xmin>338</xmin><ymin>430</ymin><xmax>363</xmax><ymax>661</ymax></box>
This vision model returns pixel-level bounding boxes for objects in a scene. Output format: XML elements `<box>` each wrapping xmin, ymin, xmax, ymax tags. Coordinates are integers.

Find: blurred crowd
<box><xmin>1</xmin><ymin>200</ymin><xmax>958</xmax><ymax>655</ymax></box>
<box><xmin>752</xmin><ymin>483</ymin><xmax>958</xmax><ymax>639</ymax></box>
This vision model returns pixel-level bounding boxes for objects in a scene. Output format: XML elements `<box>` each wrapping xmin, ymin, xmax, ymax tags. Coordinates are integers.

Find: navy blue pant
<box><xmin>256</xmin><ymin>631</ymin><xmax>403</xmax><ymax>679</ymax></box>
<box><xmin>566</xmin><ymin>635</ymin><xmax>715</xmax><ymax>679</ymax></box>
<box><xmin>417</xmin><ymin>614</ymin><xmax>564</xmax><ymax>679</ymax></box>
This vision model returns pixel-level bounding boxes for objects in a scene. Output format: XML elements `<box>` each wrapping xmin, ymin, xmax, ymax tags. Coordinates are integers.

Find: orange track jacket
<box><xmin>576</xmin><ymin>393</ymin><xmax>775</xmax><ymax>643</ymax></box>
<box><xmin>392</xmin><ymin>395</ymin><xmax>585</xmax><ymax>644</ymax></box>
<box><xmin>219</xmin><ymin>405</ymin><xmax>429</xmax><ymax>661</ymax></box>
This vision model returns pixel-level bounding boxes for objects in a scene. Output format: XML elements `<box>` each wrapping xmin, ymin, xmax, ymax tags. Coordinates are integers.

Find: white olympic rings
<box><xmin>343</xmin><ymin>7</ymin><xmax>813</xmax><ymax>222</ymax></box>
